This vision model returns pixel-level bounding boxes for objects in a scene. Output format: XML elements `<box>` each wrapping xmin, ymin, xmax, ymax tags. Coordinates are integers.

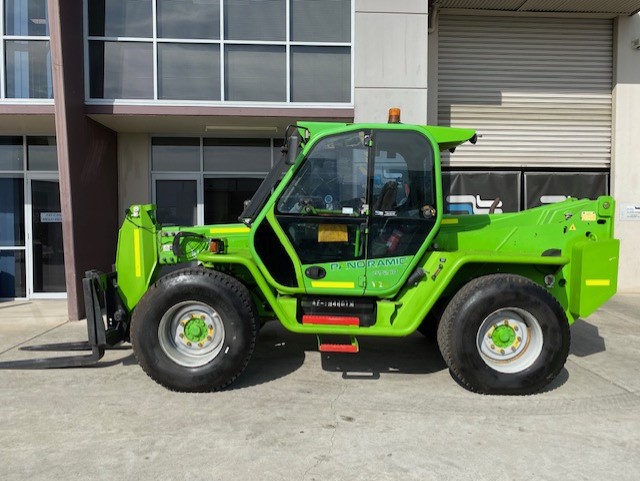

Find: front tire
<box><xmin>437</xmin><ymin>274</ymin><xmax>570</xmax><ymax>395</ymax></box>
<box><xmin>130</xmin><ymin>268</ymin><xmax>257</xmax><ymax>392</ymax></box>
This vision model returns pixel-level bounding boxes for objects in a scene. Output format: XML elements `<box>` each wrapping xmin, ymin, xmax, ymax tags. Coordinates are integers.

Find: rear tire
<box><xmin>130</xmin><ymin>268</ymin><xmax>257</xmax><ymax>392</ymax></box>
<box><xmin>437</xmin><ymin>274</ymin><xmax>570</xmax><ymax>395</ymax></box>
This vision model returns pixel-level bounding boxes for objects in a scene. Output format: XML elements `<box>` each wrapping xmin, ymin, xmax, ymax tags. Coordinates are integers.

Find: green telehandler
<box><xmin>1</xmin><ymin>109</ymin><xmax>620</xmax><ymax>395</ymax></box>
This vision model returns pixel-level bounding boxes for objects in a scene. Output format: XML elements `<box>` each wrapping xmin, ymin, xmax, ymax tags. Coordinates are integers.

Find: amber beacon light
<box><xmin>388</xmin><ymin>108</ymin><xmax>401</xmax><ymax>123</ymax></box>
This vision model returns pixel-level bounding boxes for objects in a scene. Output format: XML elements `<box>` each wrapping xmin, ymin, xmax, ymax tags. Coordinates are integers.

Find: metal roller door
<box><xmin>438</xmin><ymin>15</ymin><xmax>613</xmax><ymax>168</ymax></box>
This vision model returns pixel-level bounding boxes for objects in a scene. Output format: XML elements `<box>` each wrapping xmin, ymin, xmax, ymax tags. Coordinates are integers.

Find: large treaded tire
<box><xmin>436</xmin><ymin>274</ymin><xmax>570</xmax><ymax>395</ymax></box>
<box><xmin>130</xmin><ymin>267</ymin><xmax>257</xmax><ymax>392</ymax></box>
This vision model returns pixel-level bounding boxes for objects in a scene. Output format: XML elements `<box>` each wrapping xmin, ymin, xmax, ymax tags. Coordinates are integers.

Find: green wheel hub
<box><xmin>158</xmin><ymin>302</ymin><xmax>226</xmax><ymax>368</ymax></box>
<box><xmin>476</xmin><ymin>308</ymin><xmax>544</xmax><ymax>374</ymax></box>
<box><xmin>491</xmin><ymin>324</ymin><xmax>516</xmax><ymax>348</ymax></box>
<box><xmin>184</xmin><ymin>317</ymin><xmax>208</xmax><ymax>343</ymax></box>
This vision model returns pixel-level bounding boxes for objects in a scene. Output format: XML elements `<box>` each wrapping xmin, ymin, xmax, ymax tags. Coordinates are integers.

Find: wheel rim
<box><xmin>158</xmin><ymin>301</ymin><xmax>225</xmax><ymax>368</ymax></box>
<box><xmin>476</xmin><ymin>307</ymin><xmax>543</xmax><ymax>374</ymax></box>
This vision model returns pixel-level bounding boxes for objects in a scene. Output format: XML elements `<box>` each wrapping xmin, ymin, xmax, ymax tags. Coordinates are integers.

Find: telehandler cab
<box><xmin>1</xmin><ymin>109</ymin><xmax>620</xmax><ymax>395</ymax></box>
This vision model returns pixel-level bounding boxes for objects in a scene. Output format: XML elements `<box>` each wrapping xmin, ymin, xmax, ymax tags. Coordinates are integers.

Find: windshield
<box><xmin>238</xmin><ymin>131</ymin><xmax>302</xmax><ymax>224</ymax></box>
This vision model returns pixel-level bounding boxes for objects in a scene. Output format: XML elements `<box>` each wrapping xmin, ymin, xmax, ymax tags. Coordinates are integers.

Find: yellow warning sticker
<box><xmin>318</xmin><ymin>224</ymin><xmax>348</xmax><ymax>243</ymax></box>
<box><xmin>569</xmin><ymin>224</ymin><xmax>577</xmax><ymax>231</ymax></box>
<box><xmin>581</xmin><ymin>211</ymin><xmax>596</xmax><ymax>222</ymax></box>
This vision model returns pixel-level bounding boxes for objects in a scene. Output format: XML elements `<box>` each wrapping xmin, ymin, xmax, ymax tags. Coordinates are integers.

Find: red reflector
<box><xmin>319</xmin><ymin>343</ymin><xmax>359</xmax><ymax>353</ymax></box>
<box><xmin>302</xmin><ymin>315</ymin><xmax>359</xmax><ymax>326</ymax></box>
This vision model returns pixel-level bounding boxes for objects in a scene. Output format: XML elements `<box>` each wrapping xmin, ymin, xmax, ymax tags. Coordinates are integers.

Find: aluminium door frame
<box><xmin>25</xmin><ymin>172</ymin><xmax>67</xmax><ymax>300</ymax></box>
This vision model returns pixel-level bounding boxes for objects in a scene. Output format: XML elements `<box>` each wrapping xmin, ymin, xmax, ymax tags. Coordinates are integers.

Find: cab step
<box><xmin>317</xmin><ymin>335</ymin><xmax>359</xmax><ymax>353</ymax></box>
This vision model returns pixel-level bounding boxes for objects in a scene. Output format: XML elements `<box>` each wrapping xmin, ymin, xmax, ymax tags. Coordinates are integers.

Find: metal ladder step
<box><xmin>317</xmin><ymin>335</ymin><xmax>359</xmax><ymax>353</ymax></box>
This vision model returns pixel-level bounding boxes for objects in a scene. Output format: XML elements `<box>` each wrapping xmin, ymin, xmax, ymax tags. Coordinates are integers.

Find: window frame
<box><xmin>84</xmin><ymin>0</ymin><xmax>354</xmax><ymax>107</ymax></box>
<box><xmin>0</xmin><ymin>133</ymin><xmax>60</xmax><ymax>300</ymax></box>
<box><xmin>150</xmin><ymin>135</ymin><xmax>278</xmax><ymax>225</ymax></box>
<box><xmin>0</xmin><ymin>0</ymin><xmax>53</xmax><ymax>102</ymax></box>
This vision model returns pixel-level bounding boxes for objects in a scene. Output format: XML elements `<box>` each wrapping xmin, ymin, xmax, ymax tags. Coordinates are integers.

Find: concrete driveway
<box><xmin>0</xmin><ymin>296</ymin><xmax>639</xmax><ymax>481</ymax></box>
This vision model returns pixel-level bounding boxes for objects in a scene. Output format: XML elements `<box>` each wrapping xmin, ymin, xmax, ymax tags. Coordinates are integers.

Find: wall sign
<box><xmin>620</xmin><ymin>204</ymin><xmax>640</xmax><ymax>221</ymax></box>
<box><xmin>41</xmin><ymin>212</ymin><xmax>62</xmax><ymax>223</ymax></box>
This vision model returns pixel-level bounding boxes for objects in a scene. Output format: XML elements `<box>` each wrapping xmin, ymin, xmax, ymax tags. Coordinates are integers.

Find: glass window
<box><xmin>225</xmin><ymin>45</ymin><xmax>286</xmax><ymax>101</ymax></box>
<box><xmin>0</xmin><ymin>137</ymin><xmax>24</xmax><ymax>170</ymax></box>
<box><xmin>224</xmin><ymin>0</ymin><xmax>284</xmax><ymax>41</ymax></box>
<box><xmin>368</xmin><ymin>130</ymin><xmax>436</xmax><ymax>259</ymax></box>
<box><xmin>27</xmin><ymin>136</ymin><xmax>57</xmax><ymax>171</ymax></box>
<box><xmin>152</xmin><ymin>138</ymin><xmax>200</xmax><ymax>171</ymax></box>
<box><xmin>273</xmin><ymin>139</ymin><xmax>284</xmax><ymax>165</ymax></box>
<box><xmin>0</xmin><ymin>250</ymin><xmax>26</xmax><ymax>298</ymax></box>
<box><xmin>88</xmin><ymin>0</ymin><xmax>152</xmax><ymax>38</ymax></box>
<box><xmin>291</xmin><ymin>0</ymin><xmax>350</xmax><ymax>42</ymax></box>
<box><xmin>278</xmin><ymin>130</ymin><xmax>368</xmax><ymax>215</ymax></box>
<box><xmin>204</xmin><ymin>177</ymin><xmax>263</xmax><ymax>224</ymax></box>
<box><xmin>157</xmin><ymin>0</ymin><xmax>220</xmax><ymax>39</ymax></box>
<box><xmin>89</xmin><ymin>41</ymin><xmax>153</xmax><ymax>99</ymax></box>
<box><xmin>158</xmin><ymin>43</ymin><xmax>220</xmax><ymax>100</ymax></box>
<box><xmin>5</xmin><ymin>40</ymin><xmax>52</xmax><ymax>99</ymax></box>
<box><xmin>155</xmin><ymin>179</ymin><xmax>197</xmax><ymax>226</ymax></box>
<box><xmin>0</xmin><ymin>176</ymin><xmax>25</xmax><ymax>246</ymax></box>
<box><xmin>371</xmin><ymin>130</ymin><xmax>435</xmax><ymax>217</ymax></box>
<box><xmin>203</xmin><ymin>139</ymin><xmax>271</xmax><ymax>173</ymax></box>
<box><xmin>5</xmin><ymin>0</ymin><xmax>49</xmax><ymax>36</ymax></box>
<box><xmin>291</xmin><ymin>47</ymin><xmax>350</xmax><ymax>102</ymax></box>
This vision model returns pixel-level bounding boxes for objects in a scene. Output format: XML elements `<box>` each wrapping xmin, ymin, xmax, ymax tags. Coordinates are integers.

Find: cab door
<box><xmin>364</xmin><ymin>129</ymin><xmax>439</xmax><ymax>295</ymax></box>
<box><xmin>274</xmin><ymin>130</ymin><xmax>371</xmax><ymax>295</ymax></box>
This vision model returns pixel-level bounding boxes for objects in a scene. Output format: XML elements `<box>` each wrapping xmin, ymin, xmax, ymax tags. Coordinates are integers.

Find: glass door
<box><xmin>27</xmin><ymin>176</ymin><xmax>66</xmax><ymax>297</ymax></box>
<box><xmin>0</xmin><ymin>175</ymin><xmax>27</xmax><ymax>299</ymax></box>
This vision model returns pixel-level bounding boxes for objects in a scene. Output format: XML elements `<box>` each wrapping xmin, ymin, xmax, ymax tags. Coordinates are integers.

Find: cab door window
<box><xmin>369</xmin><ymin>130</ymin><xmax>436</xmax><ymax>258</ymax></box>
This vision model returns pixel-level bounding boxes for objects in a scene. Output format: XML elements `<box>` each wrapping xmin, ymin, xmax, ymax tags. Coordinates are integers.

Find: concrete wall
<box><xmin>612</xmin><ymin>13</ymin><xmax>640</xmax><ymax>292</ymax></box>
<box><xmin>49</xmin><ymin>0</ymin><xmax>120</xmax><ymax>319</ymax></box>
<box><xmin>354</xmin><ymin>0</ymin><xmax>428</xmax><ymax>124</ymax></box>
<box><xmin>117</xmin><ymin>133</ymin><xmax>151</xmax><ymax>223</ymax></box>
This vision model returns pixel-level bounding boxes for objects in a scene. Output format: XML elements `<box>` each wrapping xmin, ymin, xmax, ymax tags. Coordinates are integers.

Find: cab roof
<box><xmin>297</xmin><ymin>121</ymin><xmax>476</xmax><ymax>152</ymax></box>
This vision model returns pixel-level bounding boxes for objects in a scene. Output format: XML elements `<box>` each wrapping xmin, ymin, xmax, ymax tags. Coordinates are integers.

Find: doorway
<box><xmin>26</xmin><ymin>176</ymin><xmax>65</xmax><ymax>297</ymax></box>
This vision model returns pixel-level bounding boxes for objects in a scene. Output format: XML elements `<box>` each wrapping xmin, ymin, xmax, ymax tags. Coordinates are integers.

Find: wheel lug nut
<box><xmin>500</xmin><ymin>349</ymin><xmax>505</xmax><ymax>354</ymax></box>
<box><xmin>187</xmin><ymin>341</ymin><xmax>192</xmax><ymax>347</ymax></box>
<box><xmin>207</xmin><ymin>336</ymin><xmax>212</xmax><ymax>341</ymax></box>
<box><xmin>517</xmin><ymin>337</ymin><xmax>522</xmax><ymax>342</ymax></box>
<box><xmin>511</xmin><ymin>346</ymin><xmax>516</xmax><ymax>351</ymax></box>
<box><xmin>490</xmin><ymin>344</ymin><xmax>495</xmax><ymax>350</ymax></box>
<box><xmin>179</xmin><ymin>333</ymin><xmax>184</xmax><ymax>338</ymax></box>
<box><xmin>198</xmin><ymin>342</ymin><xmax>204</xmax><ymax>348</ymax></box>
<box><xmin>514</xmin><ymin>326</ymin><xmax>519</xmax><ymax>331</ymax></box>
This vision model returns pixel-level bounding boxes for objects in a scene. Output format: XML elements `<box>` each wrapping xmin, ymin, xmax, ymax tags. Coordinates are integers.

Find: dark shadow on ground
<box><xmin>542</xmin><ymin>367</ymin><xmax>569</xmax><ymax>393</ymax></box>
<box><xmin>321</xmin><ymin>333</ymin><xmax>447</xmax><ymax>380</ymax></box>
<box><xmin>570</xmin><ymin>319</ymin><xmax>606</xmax><ymax>358</ymax></box>
<box><xmin>95</xmin><ymin>352</ymin><xmax>137</xmax><ymax>368</ymax></box>
<box><xmin>229</xmin><ymin>321</ymin><xmax>309</xmax><ymax>389</ymax></box>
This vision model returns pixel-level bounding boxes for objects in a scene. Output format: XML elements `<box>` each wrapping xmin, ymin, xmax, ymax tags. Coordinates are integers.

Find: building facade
<box><xmin>0</xmin><ymin>0</ymin><xmax>639</xmax><ymax>319</ymax></box>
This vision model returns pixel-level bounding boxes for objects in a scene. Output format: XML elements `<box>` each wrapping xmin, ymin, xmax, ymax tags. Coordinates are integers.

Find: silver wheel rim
<box><xmin>476</xmin><ymin>307</ymin><xmax>543</xmax><ymax>374</ymax></box>
<box><xmin>158</xmin><ymin>301</ymin><xmax>225</xmax><ymax>368</ymax></box>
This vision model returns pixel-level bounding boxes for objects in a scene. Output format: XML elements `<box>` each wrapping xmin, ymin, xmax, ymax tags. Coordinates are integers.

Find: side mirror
<box><xmin>285</xmin><ymin>133</ymin><xmax>300</xmax><ymax>165</ymax></box>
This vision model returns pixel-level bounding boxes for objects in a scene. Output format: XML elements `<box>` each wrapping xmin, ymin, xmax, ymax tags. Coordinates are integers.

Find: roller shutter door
<box><xmin>438</xmin><ymin>16</ymin><xmax>613</xmax><ymax>168</ymax></box>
